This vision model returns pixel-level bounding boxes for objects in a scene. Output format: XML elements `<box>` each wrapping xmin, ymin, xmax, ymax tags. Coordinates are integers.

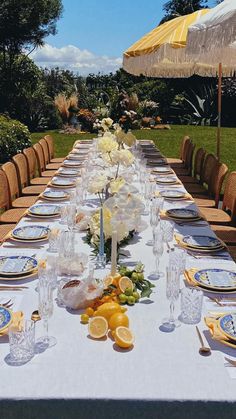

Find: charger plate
<box><xmin>0</xmin><ymin>269</ymin><xmax>38</xmax><ymax>281</ymax></box>
<box><xmin>50</xmin><ymin>178</ymin><xmax>75</xmax><ymax>187</ymax></box>
<box><xmin>194</xmin><ymin>269</ymin><xmax>236</xmax><ymax>291</ymax></box>
<box><xmin>0</xmin><ymin>256</ymin><xmax>37</xmax><ymax>276</ymax></box>
<box><xmin>166</xmin><ymin>208</ymin><xmax>199</xmax><ymax>219</ymax></box>
<box><xmin>219</xmin><ymin>313</ymin><xmax>236</xmax><ymax>342</ymax></box>
<box><xmin>156</xmin><ymin>177</ymin><xmax>179</xmax><ymax>185</ymax></box>
<box><xmin>0</xmin><ymin>306</ymin><xmax>12</xmax><ymax>333</ymax></box>
<box><xmin>182</xmin><ymin>235</ymin><xmax>223</xmax><ymax>250</ymax></box>
<box><xmin>160</xmin><ymin>190</ymin><xmax>186</xmax><ymax>200</ymax></box>
<box><xmin>41</xmin><ymin>190</ymin><xmax>69</xmax><ymax>201</ymax></box>
<box><xmin>12</xmin><ymin>225</ymin><xmax>50</xmax><ymax>241</ymax></box>
<box><xmin>63</xmin><ymin>160</ymin><xmax>83</xmax><ymax>168</ymax></box>
<box><xmin>28</xmin><ymin>204</ymin><xmax>60</xmax><ymax>217</ymax></box>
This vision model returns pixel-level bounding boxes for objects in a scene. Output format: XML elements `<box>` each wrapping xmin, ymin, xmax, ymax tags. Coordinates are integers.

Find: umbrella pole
<box><xmin>217</xmin><ymin>62</ymin><xmax>222</xmax><ymax>160</ymax></box>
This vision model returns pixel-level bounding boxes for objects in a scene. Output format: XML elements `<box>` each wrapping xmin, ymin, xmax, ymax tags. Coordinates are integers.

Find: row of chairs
<box><xmin>167</xmin><ymin>136</ymin><xmax>236</xmax><ymax>248</ymax></box>
<box><xmin>0</xmin><ymin>135</ymin><xmax>66</xmax><ymax>241</ymax></box>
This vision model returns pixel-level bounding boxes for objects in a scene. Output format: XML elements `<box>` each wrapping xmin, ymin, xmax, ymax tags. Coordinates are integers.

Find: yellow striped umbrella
<box><xmin>123</xmin><ymin>9</ymin><xmax>209</xmax><ymax>77</ymax></box>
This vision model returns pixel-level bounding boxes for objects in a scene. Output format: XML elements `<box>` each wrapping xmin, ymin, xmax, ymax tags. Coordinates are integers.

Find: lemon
<box><xmin>88</xmin><ymin>316</ymin><xmax>108</xmax><ymax>339</ymax></box>
<box><xmin>103</xmin><ymin>275</ymin><xmax>113</xmax><ymax>288</ymax></box>
<box><xmin>118</xmin><ymin>277</ymin><xmax>133</xmax><ymax>294</ymax></box>
<box><xmin>85</xmin><ymin>307</ymin><xmax>94</xmax><ymax>317</ymax></box>
<box><xmin>80</xmin><ymin>314</ymin><xmax>89</xmax><ymax>324</ymax></box>
<box><xmin>94</xmin><ymin>302</ymin><xmax>123</xmax><ymax>320</ymax></box>
<box><xmin>113</xmin><ymin>326</ymin><xmax>135</xmax><ymax>348</ymax></box>
<box><xmin>108</xmin><ymin>313</ymin><xmax>129</xmax><ymax>330</ymax></box>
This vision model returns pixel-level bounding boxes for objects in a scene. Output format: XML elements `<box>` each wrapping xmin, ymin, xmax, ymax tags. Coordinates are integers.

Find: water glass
<box><xmin>66</xmin><ymin>204</ymin><xmax>77</xmax><ymax>231</ymax></box>
<box><xmin>48</xmin><ymin>228</ymin><xmax>60</xmax><ymax>253</ymax></box>
<box><xmin>161</xmin><ymin>220</ymin><xmax>174</xmax><ymax>250</ymax></box>
<box><xmin>180</xmin><ymin>287</ymin><xmax>203</xmax><ymax>324</ymax></box>
<box><xmin>8</xmin><ymin>320</ymin><xmax>35</xmax><ymax>365</ymax></box>
<box><xmin>169</xmin><ymin>248</ymin><xmax>186</xmax><ymax>274</ymax></box>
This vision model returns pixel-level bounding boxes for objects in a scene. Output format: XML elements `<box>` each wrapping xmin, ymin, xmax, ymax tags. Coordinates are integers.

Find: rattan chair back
<box><xmin>222</xmin><ymin>172</ymin><xmax>236</xmax><ymax>224</ymax></box>
<box><xmin>12</xmin><ymin>154</ymin><xmax>29</xmax><ymax>192</ymax></box>
<box><xmin>200</xmin><ymin>153</ymin><xmax>218</xmax><ymax>187</ymax></box>
<box><xmin>23</xmin><ymin>147</ymin><xmax>37</xmax><ymax>179</ymax></box>
<box><xmin>184</xmin><ymin>141</ymin><xmax>195</xmax><ymax>174</ymax></box>
<box><xmin>0</xmin><ymin>169</ymin><xmax>11</xmax><ymax>211</ymax></box>
<box><xmin>193</xmin><ymin>148</ymin><xmax>206</xmax><ymax>180</ymax></box>
<box><xmin>33</xmin><ymin>143</ymin><xmax>46</xmax><ymax>176</ymax></box>
<box><xmin>181</xmin><ymin>136</ymin><xmax>191</xmax><ymax>163</ymax></box>
<box><xmin>1</xmin><ymin>162</ymin><xmax>20</xmax><ymax>202</ymax></box>
<box><xmin>39</xmin><ymin>138</ymin><xmax>50</xmax><ymax>165</ymax></box>
<box><xmin>209</xmin><ymin>162</ymin><xmax>228</xmax><ymax>207</ymax></box>
<box><xmin>44</xmin><ymin>135</ymin><xmax>54</xmax><ymax>160</ymax></box>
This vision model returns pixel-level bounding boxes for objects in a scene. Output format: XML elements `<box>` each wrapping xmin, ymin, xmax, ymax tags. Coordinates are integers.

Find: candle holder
<box><xmin>96</xmin><ymin>253</ymin><xmax>107</xmax><ymax>268</ymax></box>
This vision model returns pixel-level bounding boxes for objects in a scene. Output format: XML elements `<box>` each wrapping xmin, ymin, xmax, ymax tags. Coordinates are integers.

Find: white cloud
<box><xmin>31</xmin><ymin>44</ymin><xmax>122</xmax><ymax>75</ymax></box>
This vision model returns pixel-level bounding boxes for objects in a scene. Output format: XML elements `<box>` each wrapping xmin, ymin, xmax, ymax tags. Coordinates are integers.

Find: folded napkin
<box><xmin>184</xmin><ymin>268</ymin><xmax>199</xmax><ymax>286</ymax></box>
<box><xmin>0</xmin><ymin>311</ymin><xmax>24</xmax><ymax>336</ymax></box>
<box><xmin>205</xmin><ymin>315</ymin><xmax>233</xmax><ymax>343</ymax></box>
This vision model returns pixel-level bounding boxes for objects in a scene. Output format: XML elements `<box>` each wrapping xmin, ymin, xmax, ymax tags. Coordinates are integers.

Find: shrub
<box><xmin>0</xmin><ymin>115</ymin><xmax>31</xmax><ymax>163</ymax></box>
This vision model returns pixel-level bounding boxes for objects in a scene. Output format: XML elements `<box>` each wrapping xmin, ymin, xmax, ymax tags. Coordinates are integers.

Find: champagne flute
<box><xmin>162</xmin><ymin>266</ymin><xmax>180</xmax><ymax>330</ymax></box>
<box><xmin>37</xmin><ymin>278</ymin><xmax>56</xmax><ymax>349</ymax></box>
<box><xmin>149</xmin><ymin>229</ymin><xmax>164</xmax><ymax>279</ymax></box>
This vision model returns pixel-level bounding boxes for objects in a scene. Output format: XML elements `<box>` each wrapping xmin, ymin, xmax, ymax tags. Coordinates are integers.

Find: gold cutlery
<box><xmin>225</xmin><ymin>357</ymin><xmax>236</xmax><ymax>367</ymax></box>
<box><xmin>196</xmin><ymin>326</ymin><xmax>211</xmax><ymax>356</ymax></box>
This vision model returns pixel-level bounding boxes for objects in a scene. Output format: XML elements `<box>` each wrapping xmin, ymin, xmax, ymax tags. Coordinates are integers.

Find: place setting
<box><xmin>56</xmin><ymin>167</ymin><xmax>81</xmax><ymax>178</ymax></box>
<box><xmin>48</xmin><ymin>177</ymin><xmax>76</xmax><ymax>188</ymax></box>
<box><xmin>0</xmin><ymin>255</ymin><xmax>38</xmax><ymax>281</ymax></box>
<box><xmin>159</xmin><ymin>189</ymin><xmax>192</xmax><ymax>201</ymax></box>
<box><xmin>62</xmin><ymin>159</ymin><xmax>84</xmax><ymax>168</ymax></box>
<box><xmin>155</xmin><ymin>176</ymin><xmax>181</xmax><ymax>185</ymax></box>
<box><xmin>40</xmin><ymin>189</ymin><xmax>70</xmax><ymax>201</ymax></box>
<box><xmin>6</xmin><ymin>225</ymin><xmax>51</xmax><ymax>244</ymax></box>
<box><xmin>27</xmin><ymin>204</ymin><xmax>61</xmax><ymax>219</ymax></box>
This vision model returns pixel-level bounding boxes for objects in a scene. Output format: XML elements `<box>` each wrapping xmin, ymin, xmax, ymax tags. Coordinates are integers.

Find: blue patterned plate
<box><xmin>0</xmin><ymin>256</ymin><xmax>37</xmax><ymax>276</ymax></box>
<box><xmin>28</xmin><ymin>204</ymin><xmax>60</xmax><ymax>217</ymax></box>
<box><xmin>42</xmin><ymin>190</ymin><xmax>69</xmax><ymax>200</ymax></box>
<box><xmin>219</xmin><ymin>313</ymin><xmax>236</xmax><ymax>342</ymax></box>
<box><xmin>166</xmin><ymin>208</ymin><xmax>199</xmax><ymax>219</ymax></box>
<box><xmin>194</xmin><ymin>269</ymin><xmax>236</xmax><ymax>290</ymax></box>
<box><xmin>63</xmin><ymin>160</ymin><xmax>82</xmax><ymax>167</ymax></box>
<box><xmin>0</xmin><ymin>306</ymin><xmax>12</xmax><ymax>333</ymax></box>
<box><xmin>182</xmin><ymin>235</ymin><xmax>223</xmax><ymax>250</ymax></box>
<box><xmin>12</xmin><ymin>225</ymin><xmax>50</xmax><ymax>241</ymax></box>
<box><xmin>160</xmin><ymin>190</ymin><xmax>186</xmax><ymax>199</ymax></box>
<box><xmin>51</xmin><ymin>177</ymin><xmax>75</xmax><ymax>187</ymax></box>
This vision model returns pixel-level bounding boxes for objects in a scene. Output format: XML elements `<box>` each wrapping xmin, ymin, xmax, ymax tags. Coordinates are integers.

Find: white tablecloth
<box><xmin>1</xmin><ymin>144</ymin><xmax>236</xmax><ymax>419</ymax></box>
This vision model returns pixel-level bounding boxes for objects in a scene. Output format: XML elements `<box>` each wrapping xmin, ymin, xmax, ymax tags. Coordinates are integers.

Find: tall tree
<box><xmin>160</xmin><ymin>0</ymin><xmax>208</xmax><ymax>23</ymax></box>
<box><xmin>0</xmin><ymin>0</ymin><xmax>63</xmax><ymax>68</ymax></box>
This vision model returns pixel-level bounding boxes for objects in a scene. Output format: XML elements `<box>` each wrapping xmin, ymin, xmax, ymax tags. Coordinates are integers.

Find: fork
<box><xmin>1</xmin><ymin>299</ymin><xmax>13</xmax><ymax>308</ymax></box>
<box><xmin>210</xmin><ymin>297</ymin><xmax>236</xmax><ymax>307</ymax></box>
<box><xmin>225</xmin><ymin>357</ymin><xmax>236</xmax><ymax>367</ymax></box>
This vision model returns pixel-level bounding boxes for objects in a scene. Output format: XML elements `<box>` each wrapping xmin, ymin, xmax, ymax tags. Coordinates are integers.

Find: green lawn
<box><xmin>31</xmin><ymin>125</ymin><xmax>236</xmax><ymax>173</ymax></box>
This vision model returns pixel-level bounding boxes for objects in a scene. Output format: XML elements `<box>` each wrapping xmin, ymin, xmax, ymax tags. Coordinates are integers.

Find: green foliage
<box><xmin>161</xmin><ymin>0</ymin><xmax>208</xmax><ymax>23</ymax></box>
<box><xmin>0</xmin><ymin>115</ymin><xmax>31</xmax><ymax>163</ymax></box>
<box><xmin>182</xmin><ymin>84</ymin><xmax>218</xmax><ymax>126</ymax></box>
<box><xmin>0</xmin><ymin>0</ymin><xmax>63</xmax><ymax>59</ymax></box>
<box><xmin>43</xmin><ymin>68</ymin><xmax>76</xmax><ymax>98</ymax></box>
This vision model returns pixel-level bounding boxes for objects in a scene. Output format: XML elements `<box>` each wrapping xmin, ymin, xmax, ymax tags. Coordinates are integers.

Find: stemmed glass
<box><xmin>147</xmin><ymin>201</ymin><xmax>159</xmax><ymax>246</ymax></box>
<box><xmin>162</xmin><ymin>266</ymin><xmax>180</xmax><ymax>330</ymax></box>
<box><xmin>149</xmin><ymin>229</ymin><xmax>164</xmax><ymax>280</ymax></box>
<box><xmin>38</xmin><ymin>277</ymin><xmax>57</xmax><ymax>349</ymax></box>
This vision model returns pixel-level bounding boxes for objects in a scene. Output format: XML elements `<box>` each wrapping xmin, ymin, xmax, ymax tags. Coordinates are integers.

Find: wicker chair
<box><xmin>39</xmin><ymin>138</ymin><xmax>61</xmax><ymax>170</ymax></box>
<box><xmin>178</xmin><ymin>147</ymin><xmax>206</xmax><ymax>184</ymax></box>
<box><xmin>211</xmin><ymin>225</ymin><xmax>236</xmax><ymax>245</ymax></box>
<box><xmin>12</xmin><ymin>154</ymin><xmax>46</xmax><ymax>196</ymax></box>
<box><xmin>0</xmin><ymin>169</ymin><xmax>27</xmax><ymax>223</ymax></box>
<box><xmin>167</xmin><ymin>136</ymin><xmax>190</xmax><ymax>166</ymax></box>
<box><xmin>200</xmin><ymin>172</ymin><xmax>236</xmax><ymax>225</ymax></box>
<box><xmin>1</xmin><ymin>162</ymin><xmax>38</xmax><ymax>209</ymax></box>
<box><xmin>44</xmin><ymin>135</ymin><xmax>65</xmax><ymax>163</ymax></box>
<box><xmin>33</xmin><ymin>143</ymin><xmax>57</xmax><ymax>178</ymax></box>
<box><xmin>227</xmin><ymin>246</ymin><xmax>236</xmax><ymax>262</ymax></box>
<box><xmin>23</xmin><ymin>147</ymin><xmax>50</xmax><ymax>185</ymax></box>
<box><xmin>193</xmin><ymin>162</ymin><xmax>228</xmax><ymax>208</ymax></box>
<box><xmin>185</xmin><ymin>153</ymin><xmax>218</xmax><ymax>195</ymax></box>
<box><xmin>174</xmin><ymin>141</ymin><xmax>196</xmax><ymax>176</ymax></box>
<box><xmin>0</xmin><ymin>224</ymin><xmax>16</xmax><ymax>241</ymax></box>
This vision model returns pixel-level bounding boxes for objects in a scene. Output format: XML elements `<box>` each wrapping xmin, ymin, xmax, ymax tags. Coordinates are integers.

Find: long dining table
<box><xmin>0</xmin><ymin>139</ymin><xmax>236</xmax><ymax>419</ymax></box>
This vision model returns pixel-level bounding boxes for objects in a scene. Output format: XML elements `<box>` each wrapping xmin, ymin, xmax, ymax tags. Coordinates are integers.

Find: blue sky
<box><xmin>31</xmin><ymin>0</ymin><xmax>217</xmax><ymax>75</ymax></box>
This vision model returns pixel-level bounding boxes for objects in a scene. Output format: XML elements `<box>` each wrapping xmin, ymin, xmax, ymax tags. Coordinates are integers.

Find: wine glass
<box><xmin>37</xmin><ymin>278</ymin><xmax>56</xmax><ymax>349</ymax></box>
<box><xmin>162</xmin><ymin>266</ymin><xmax>180</xmax><ymax>330</ymax></box>
<box><xmin>149</xmin><ymin>229</ymin><xmax>164</xmax><ymax>280</ymax></box>
<box><xmin>147</xmin><ymin>202</ymin><xmax>159</xmax><ymax>246</ymax></box>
